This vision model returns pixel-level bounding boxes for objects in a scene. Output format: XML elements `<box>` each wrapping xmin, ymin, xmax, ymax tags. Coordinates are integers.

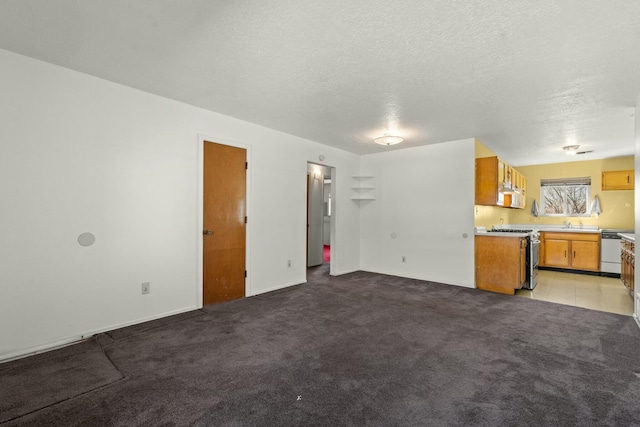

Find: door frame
<box><xmin>327</xmin><ymin>166</ymin><xmax>336</xmax><ymax>275</ymax></box>
<box><xmin>197</xmin><ymin>134</ymin><xmax>252</xmax><ymax>308</ymax></box>
<box><xmin>306</xmin><ymin>163</ymin><xmax>336</xmax><ymax>275</ymax></box>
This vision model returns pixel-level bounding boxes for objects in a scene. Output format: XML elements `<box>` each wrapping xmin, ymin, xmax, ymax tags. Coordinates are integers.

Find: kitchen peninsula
<box><xmin>475</xmin><ymin>229</ymin><xmax>529</xmax><ymax>295</ymax></box>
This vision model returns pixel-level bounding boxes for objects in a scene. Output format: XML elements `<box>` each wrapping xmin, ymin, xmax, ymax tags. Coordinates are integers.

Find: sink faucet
<box><xmin>579</xmin><ymin>221</ymin><xmax>583</xmax><ymax>229</ymax></box>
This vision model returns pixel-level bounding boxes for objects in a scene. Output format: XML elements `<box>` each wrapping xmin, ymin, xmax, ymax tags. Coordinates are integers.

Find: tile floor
<box><xmin>515</xmin><ymin>269</ymin><xmax>634</xmax><ymax>316</ymax></box>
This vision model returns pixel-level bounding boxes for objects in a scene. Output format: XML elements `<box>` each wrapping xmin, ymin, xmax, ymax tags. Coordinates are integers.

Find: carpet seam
<box><xmin>0</xmin><ymin>375</ymin><xmax>128</xmax><ymax>425</ymax></box>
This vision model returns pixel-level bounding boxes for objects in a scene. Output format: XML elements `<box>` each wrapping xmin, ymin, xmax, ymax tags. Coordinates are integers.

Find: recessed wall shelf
<box><xmin>352</xmin><ymin>175</ymin><xmax>375</xmax><ymax>200</ymax></box>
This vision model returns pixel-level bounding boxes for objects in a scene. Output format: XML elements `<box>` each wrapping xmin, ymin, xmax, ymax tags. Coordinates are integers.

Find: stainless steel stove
<box><xmin>489</xmin><ymin>228</ymin><xmax>533</xmax><ymax>233</ymax></box>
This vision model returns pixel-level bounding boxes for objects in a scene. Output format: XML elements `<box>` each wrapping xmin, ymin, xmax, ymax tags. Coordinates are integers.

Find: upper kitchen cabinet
<box><xmin>475</xmin><ymin>156</ymin><xmax>526</xmax><ymax>209</ymax></box>
<box><xmin>601</xmin><ymin>170</ymin><xmax>634</xmax><ymax>191</ymax></box>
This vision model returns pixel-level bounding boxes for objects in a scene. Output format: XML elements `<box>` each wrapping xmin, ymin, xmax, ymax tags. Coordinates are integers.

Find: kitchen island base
<box><xmin>475</xmin><ymin>235</ymin><xmax>527</xmax><ymax>295</ymax></box>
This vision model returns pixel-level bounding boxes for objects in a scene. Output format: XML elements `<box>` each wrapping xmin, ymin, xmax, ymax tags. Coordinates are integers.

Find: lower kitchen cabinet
<box><xmin>621</xmin><ymin>238</ymin><xmax>635</xmax><ymax>295</ymax></box>
<box><xmin>540</xmin><ymin>232</ymin><xmax>600</xmax><ymax>272</ymax></box>
<box><xmin>475</xmin><ymin>235</ymin><xmax>527</xmax><ymax>295</ymax></box>
<box><xmin>571</xmin><ymin>240</ymin><xmax>600</xmax><ymax>270</ymax></box>
<box><xmin>543</xmin><ymin>239</ymin><xmax>570</xmax><ymax>268</ymax></box>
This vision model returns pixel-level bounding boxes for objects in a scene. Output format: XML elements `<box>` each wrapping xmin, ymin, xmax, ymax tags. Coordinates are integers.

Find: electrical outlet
<box><xmin>287</xmin><ymin>259</ymin><xmax>292</xmax><ymax>268</ymax></box>
<box><xmin>402</xmin><ymin>256</ymin><xmax>406</xmax><ymax>263</ymax></box>
<box><xmin>141</xmin><ymin>282</ymin><xmax>150</xmax><ymax>295</ymax></box>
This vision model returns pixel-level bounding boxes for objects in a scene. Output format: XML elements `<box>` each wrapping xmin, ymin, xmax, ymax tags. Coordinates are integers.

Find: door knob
<box><xmin>203</xmin><ymin>230</ymin><xmax>214</xmax><ymax>235</ymax></box>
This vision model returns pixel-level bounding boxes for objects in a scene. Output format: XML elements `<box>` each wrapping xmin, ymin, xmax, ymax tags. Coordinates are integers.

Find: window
<box><xmin>540</xmin><ymin>177</ymin><xmax>591</xmax><ymax>216</ymax></box>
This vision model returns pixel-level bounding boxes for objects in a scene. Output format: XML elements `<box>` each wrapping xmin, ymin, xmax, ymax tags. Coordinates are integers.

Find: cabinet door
<box><xmin>623</xmin><ymin>252</ymin><xmax>630</xmax><ymax>290</ymax></box>
<box><xmin>631</xmin><ymin>254</ymin><xmax>634</xmax><ymax>294</ymax></box>
<box><xmin>543</xmin><ymin>239</ymin><xmax>570</xmax><ymax>267</ymax></box>
<box><xmin>475</xmin><ymin>157</ymin><xmax>500</xmax><ymax>205</ymax></box>
<box><xmin>571</xmin><ymin>240</ymin><xmax>600</xmax><ymax>271</ymax></box>
<box><xmin>475</xmin><ymin>235</ymin><xmax>522</xmax><ymax>294</ymax></box>
<box><xmin>602</xmin><ymin>170</ymin><xmax>634</xmax><ymax>190</ymax></box>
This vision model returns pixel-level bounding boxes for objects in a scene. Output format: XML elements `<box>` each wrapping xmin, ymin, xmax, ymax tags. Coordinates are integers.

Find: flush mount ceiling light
<box><xmin>563</xmin><ymin>145</ymin><xmax>580</xmax><ymax>155</ymax></box>
<box><xmin>374</xmin><ymin>134</ymin><xmax>403</xmax><ymax>146</ymax></box>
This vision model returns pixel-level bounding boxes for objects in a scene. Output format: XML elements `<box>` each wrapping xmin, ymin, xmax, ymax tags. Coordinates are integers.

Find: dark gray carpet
<box><xmin>2</xmin><ymin>264</ymin><xmax>640</xmax><ymax>426</ymax></box>
<box><xmin>0</xmin><ymin>339</ymin><xmax>123</xmax><ymax>424</ymax></box>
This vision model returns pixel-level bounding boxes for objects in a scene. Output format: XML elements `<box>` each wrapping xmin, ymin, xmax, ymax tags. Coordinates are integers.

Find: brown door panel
<box><xmin>203</xmin><ymin>142</ymin><xmax>246</xmax><ymax>305</ymax></box>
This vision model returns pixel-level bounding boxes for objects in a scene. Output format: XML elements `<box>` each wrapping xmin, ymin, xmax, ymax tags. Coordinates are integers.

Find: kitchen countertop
<box><xmin>538</xmin><ymin>228</ymin><xmax>600</xmax><ymax>234</ymax></box>
<box><xmin>487</xmin><ymin>224</ymin><xmax>601</xmax><ymax>234</ymax></box>
<box><xmin>618</xmin><ymin>233</ymin><xmax>635</xmax><ymax>242</ymax></box>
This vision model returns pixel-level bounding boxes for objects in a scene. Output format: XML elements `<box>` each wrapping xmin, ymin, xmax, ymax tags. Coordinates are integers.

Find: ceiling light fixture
<box><xmin>563</xmin><ymin>145</ymin><xmax>580</xmax><ymax>155</ymax></box>
<box><xmin>374</xmin><ymin>134</ymin><xmax>403</xmax><ymax>146</ymax></box>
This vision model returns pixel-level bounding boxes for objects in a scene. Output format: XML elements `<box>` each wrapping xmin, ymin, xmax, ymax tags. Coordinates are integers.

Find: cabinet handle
<box><xmin>564</xmin><ymin>250</ymin><xmax>567</xmax><ymax>258</ymax></box>
<box><xmin>573</xmin><ymin>251</ymin><xmax>576</xmax><ymax>258</ymax></box>
<box><xmin>628</xmin><ymin>175</ymin><xmax>630</xmax><ymax>184</ymax></box>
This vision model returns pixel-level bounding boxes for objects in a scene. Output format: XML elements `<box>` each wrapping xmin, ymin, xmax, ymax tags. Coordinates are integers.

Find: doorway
<box><xmin>307</xmin><ymin>163</ymin><xmax>333</xmax><ymax>274</ymax></box>
<box><xmin>202</xmin><ymin>141</ymin><xmax>247</xmax><ymax>305</ymax></box>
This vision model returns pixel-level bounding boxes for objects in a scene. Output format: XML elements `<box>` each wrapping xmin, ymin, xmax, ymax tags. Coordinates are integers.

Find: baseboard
<box><xmin>249</xmin><ymin>280</ymin><xmax>307</xmax><ymax>296</ymax></box>
<box><xmin>360</xmin><ymin>268</ymin><xmax>474</xmax><ymax>288</ymax></box>
<box><xmin>0</xmin><ymin>305</ymin><xmax>197</xmax><ymax>363</ymax></box>
<box><xmin>330</xmin><ymin>268</ymin><xmax>360</xmax><ymax>276</ymax></box>
<box><xmin>539</xmin><ymin>267</ymin><xmax>602</xmax><ymax>276</ymax></box>
<box><xmin>599</xmin><ymin>272</ymin><xmax>622</xmax><ymax>278</ymax></box>
<box><xmin>634</xmin><ymin>313</ymin><xmax>640</xmax><ymax>330</ymax></box>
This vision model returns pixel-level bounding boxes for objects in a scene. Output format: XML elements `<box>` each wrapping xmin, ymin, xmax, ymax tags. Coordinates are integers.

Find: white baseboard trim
<box><xmin>634</xmin><ymin>313</ymin><xmax>640</xmax><ymax>330</ymax></box>
<box><xmin>0</xmin><ymin>305</ymin><xmax>198</xmax><ymax>363</ymax></box>
<box><xmin>249</xmin><ymin>280</ymin><xmax>307</xmax><ymax>296</ymax></box>
<box><xmin>359</xmin><ymin>268</ymin><xmax>474</xmax><ymax>288</ymax></box>
<box><xmin>330</xmin><ymin>268</ymin><xmax>360</xmax><ymax>276</ymax></box>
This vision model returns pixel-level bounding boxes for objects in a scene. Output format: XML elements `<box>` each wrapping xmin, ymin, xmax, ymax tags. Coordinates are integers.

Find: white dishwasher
<box><xmin>600</xmin><ymin>229</ymin><xmax>634</xmax><ymax>276</ymax></box>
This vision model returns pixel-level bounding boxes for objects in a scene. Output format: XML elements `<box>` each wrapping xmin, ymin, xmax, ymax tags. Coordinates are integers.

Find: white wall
<box><xmin>359</xmin><ymin>139</ymin><xmax>476</xmax><ymax>287</ymax></box>
<box><xmin>0</xmin><ymin>49</ymin><xmax>361</xmax><ymax>360</ymax></box>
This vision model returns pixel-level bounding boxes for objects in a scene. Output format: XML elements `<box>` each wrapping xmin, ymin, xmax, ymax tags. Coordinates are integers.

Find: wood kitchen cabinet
<box><xmin>475</xmin><ymin>235</ymin><xmax>527</xmax><ymax>295</ymax></box>
<box><xmin>621</xmin><ymin>237</ymin><xmax>634</xmax><ymax>295</ymax></box>
<box><xmin>475</xmin><ymin>156</ymin><xmax>526</xmax><ymax>209</ymax></box>
<box><xmin>540</xmin><ymin>232</ymin><xmax>600</xmax><ymax>272</ymax></box>
<box><xmin>571</xmin><ymin>240</ymin><xmax>601</xmax><ymax>270</ymax></box>
<box><xmin>543</xmin><ymin>238</ymin><xmax>570</xmax><ymax>268</ymax></box>
<box><xmin>602</xmin><ymin>170</ymin><xmax>634</xmax><ymax>191</ymax></box>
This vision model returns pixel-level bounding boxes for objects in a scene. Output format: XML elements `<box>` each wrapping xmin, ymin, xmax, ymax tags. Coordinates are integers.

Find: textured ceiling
<box><xmin>1</xmin><ymin>0</ymin><xmax>639</xmax><ymax>165</ymax></box>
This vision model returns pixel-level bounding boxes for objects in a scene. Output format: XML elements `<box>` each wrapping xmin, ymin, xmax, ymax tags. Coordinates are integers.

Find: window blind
<box><xmin>540</xmin><ymin>177</ymin><xmax>591</xmax><ymax>186</ymax></box>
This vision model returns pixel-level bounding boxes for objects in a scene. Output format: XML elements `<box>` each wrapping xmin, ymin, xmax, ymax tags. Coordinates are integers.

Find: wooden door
<box><xmin>543</xmin><ymin>239</ymin><xmax>570</xmax><ymax>267</ymax></box>
<box><xmin>203</xmin><ymin>141</ymin><xmax>246</xmax><ymax>305</ymax></box>
<box><xmin>571</xmin><ymin>240</ymin><xmax>600</xmax><ymax>271</ymax></box>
